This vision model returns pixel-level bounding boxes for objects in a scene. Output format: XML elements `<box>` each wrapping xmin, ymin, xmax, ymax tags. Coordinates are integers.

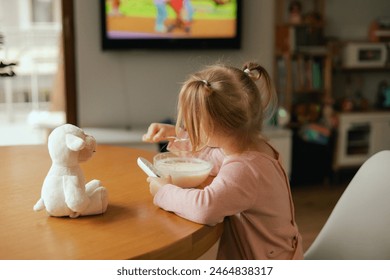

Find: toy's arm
<box><xmin>63</xmin><ymin>176</ymin><xmax>90</xmax><ymax>213</ymax></box>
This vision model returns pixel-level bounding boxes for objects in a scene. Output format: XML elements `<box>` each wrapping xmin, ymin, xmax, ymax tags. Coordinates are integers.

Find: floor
<box><xmin>291</xmin><ymin>182</ymin><xmax>349</xmax><ymax>253</ymax></box>
<box><xmin>0</xmin><ymin>106</ymin><xmax>353</xmax><ymax>255</ymax></box>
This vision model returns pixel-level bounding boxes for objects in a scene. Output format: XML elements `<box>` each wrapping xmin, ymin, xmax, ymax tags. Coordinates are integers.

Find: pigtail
<box><xmin>177</xmin><ymin>77</ymin><xmax>215</xmax><ymax>153</ymax></box>
<box><xmin>243</xmin><ymin>62</ymin><xmax>278</xmax><ymax>123</ymax></box>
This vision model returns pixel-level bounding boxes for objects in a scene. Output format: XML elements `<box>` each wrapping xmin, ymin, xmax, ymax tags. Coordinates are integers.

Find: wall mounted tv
<box><xmin>100</xmin><ymin>0</ymin><xmax>242</xmax><ymax>50</ymax></box>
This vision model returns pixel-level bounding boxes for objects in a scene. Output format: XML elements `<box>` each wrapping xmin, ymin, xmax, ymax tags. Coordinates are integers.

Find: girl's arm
<box><xmin>153</xmin><ymin>159</ymin><xmax>258</xmax><ymax>225</ymax></box>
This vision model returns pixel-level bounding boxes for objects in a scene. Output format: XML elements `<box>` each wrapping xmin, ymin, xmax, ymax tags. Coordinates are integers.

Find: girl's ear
<box><xmin>65</xmin><ymin>134</ymin><xmax>86</xmax><ymax>151</ymax></box>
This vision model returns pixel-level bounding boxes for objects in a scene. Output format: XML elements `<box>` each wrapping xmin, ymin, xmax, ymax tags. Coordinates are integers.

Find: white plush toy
<box><xmin>33</xmin><ymin>124</ymin><xmax>108</xmax><ymax>218</ymax></box>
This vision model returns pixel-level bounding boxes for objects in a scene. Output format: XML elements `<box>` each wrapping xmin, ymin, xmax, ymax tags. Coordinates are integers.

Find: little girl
<box><xmin>142</xmin><ymin>62</ymin><xmax>303</xmax><ymax>260</ymax></box>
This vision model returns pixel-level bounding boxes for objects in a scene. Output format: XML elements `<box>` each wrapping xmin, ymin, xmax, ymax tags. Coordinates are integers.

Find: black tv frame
<box><xmin>100</xmin><ymin>0</ymin><xmax>242</xmax><ymax>50</ymax></box>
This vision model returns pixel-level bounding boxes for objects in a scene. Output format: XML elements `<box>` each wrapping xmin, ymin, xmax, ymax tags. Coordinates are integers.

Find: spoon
<box><xmin>165</xmin><ymin>136</ymin><xmax>189</xmax><ymax>143</ymax></box>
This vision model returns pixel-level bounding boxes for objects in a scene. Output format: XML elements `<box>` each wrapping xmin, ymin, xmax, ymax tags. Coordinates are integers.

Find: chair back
<box><xmin>304</xmin><ymin>150</ymin><xmax>390</xmax><ymax>259</ymax></box>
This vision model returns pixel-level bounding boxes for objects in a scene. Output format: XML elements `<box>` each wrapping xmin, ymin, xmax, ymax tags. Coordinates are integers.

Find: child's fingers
<box><xmin>143</xmin><ymin>123</ymin><xmax>162</xmax><ymax>142</ymax></box>
<box><xmin>143</xmin><ymin>123</ymin><xmax>176</xmax><ymax>143</ymax></box>
<box><xmin>152</xmin><ymin>129</ymin><xmax>168</xmax><ymax>142</ymax></box>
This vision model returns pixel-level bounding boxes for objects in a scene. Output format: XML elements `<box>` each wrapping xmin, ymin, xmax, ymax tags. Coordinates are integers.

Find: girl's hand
<box><xmin>147</xmin><ymin>176</ymin><xmax>172</xmax><ymax>196</ymax></box>
<box><xmin>142</xmin><ymin>123</ymin><xmax>176</xmax><ymax>143</ymax></box>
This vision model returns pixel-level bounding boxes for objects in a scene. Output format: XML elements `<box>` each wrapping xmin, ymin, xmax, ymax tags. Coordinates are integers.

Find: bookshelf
<box><xmin>274</xmin><ymin>0</ymin><xmax>332</xmax><ymax>127</ymax></box>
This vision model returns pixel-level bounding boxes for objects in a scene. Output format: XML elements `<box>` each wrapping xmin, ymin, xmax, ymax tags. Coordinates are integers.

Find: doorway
<box><xmin>0</xmin><ymin>0</ymin><xmax>76</xmax><ymax>145</ymax></box>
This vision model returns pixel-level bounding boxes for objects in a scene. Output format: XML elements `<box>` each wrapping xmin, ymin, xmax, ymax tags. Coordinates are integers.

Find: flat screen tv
<box><xmin>100</xmin><ymin>0</ymin><xmax>242</xmax><ymax>50</ymax></box>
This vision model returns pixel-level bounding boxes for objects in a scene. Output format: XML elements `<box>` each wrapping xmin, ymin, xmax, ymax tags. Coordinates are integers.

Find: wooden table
<box><xmin>0</xmin><ymin>145</ymin><xmax>222</xmax><ymax>260</ymax></box>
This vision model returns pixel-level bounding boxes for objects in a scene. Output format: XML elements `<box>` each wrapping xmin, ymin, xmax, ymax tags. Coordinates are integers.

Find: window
<box><xmin>31</xmin><ymin>0</ymin><xmax>54</xmax><ymax>23</ymax></box>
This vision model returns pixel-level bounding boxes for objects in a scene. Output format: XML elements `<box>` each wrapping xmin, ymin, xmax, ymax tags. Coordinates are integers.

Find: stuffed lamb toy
<box><xmin>33</xmin><ymin>124</ymin><xmax>108</xmax><ymax>218</ymax></box>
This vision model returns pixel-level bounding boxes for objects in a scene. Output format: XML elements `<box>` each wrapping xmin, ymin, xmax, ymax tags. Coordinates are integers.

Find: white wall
<box><xmin>326</xmin><ymin>0</ymin><xmax>390</xmax><ymax>40</ymax></box>
<box><xmin>74</xmin><ymin>0</ymin><xmax>274</xmax><ymax>128</ymax></box>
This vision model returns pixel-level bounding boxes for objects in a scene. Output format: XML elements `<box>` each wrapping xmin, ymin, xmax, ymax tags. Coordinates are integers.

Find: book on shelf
<box><xmin>312</xmin><ymin>61</ymin><xmax>322</xmax><ymax>89</ymax></box>
<box><xmin>291</xmin><ymin>57</ymin><xmax>323</xmax><ymax>91</ymax></box>
<box><xmin>276</xmin><ymin>55</ymin><xmax>324</xmax><ymax>99</ymax></box>
<box><xmin>275</xmin><ymin>25</ymin><xmax>326</xmax><ymax>54</ymax></box>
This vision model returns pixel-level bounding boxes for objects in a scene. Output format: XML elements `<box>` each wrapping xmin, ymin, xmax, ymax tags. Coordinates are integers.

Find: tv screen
<box><xmin>100</xmin><ymin>0</ymin><xmax>242</xmax><ymax>50</ymax></box>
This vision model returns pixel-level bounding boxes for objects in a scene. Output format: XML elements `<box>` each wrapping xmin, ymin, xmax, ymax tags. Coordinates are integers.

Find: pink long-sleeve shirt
<box><xmin>153</xmin><ymin>144</ymin><xmax>303</xmax><ymax>260</ymax></box>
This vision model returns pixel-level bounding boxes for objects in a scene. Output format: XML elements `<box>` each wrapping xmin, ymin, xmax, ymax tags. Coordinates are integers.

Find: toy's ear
<box><xmin>65</xmin><ymin>134</ymin><xmax>86</xmax><ymax>151</ymax></box>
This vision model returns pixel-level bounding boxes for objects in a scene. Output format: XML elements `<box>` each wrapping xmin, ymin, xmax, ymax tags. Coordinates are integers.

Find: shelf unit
<box><xmin>330</xmin><ymin>41</ymin><xmax>390</xmax><ymax>169</ymax></box>
<box><xmin>274</xmin><ymin>1</ymin><xmax>390</xmax><ymax>179</ymax></box>
<box><xmin>330</xmin><ymin>39</ymin><xmax>390</xmax><ymax>111</ymax></box>
<box><xmin>274</xmin><ymin>0</ymin><xmax>332</xmax><ymax>127</ymax></box>
<box><xmin>334</xmin><ymin>111</ymin><xmax>390</xmax><ymax>170</ymax></box>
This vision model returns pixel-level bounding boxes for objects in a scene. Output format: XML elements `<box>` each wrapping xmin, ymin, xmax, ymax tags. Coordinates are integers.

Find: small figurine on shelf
<box><xmin>368</xmin><ymin>17</ymin><xmax>390</xmax><ymax>43</ymax></box>
<box><xmin>338</xmin><ymin>76</ymin><xmax>355</xmax><ymax>112</ymax></box>
<box><xmin>288</xmin><ymin>0</ymin><xmax>302</xmax><ymax>24</ymax></box>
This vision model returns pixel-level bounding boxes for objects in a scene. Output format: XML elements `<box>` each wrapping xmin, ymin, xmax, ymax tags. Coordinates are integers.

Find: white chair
<box><xmin>304</xmin><ymin>150</ymin><xmax>390</xmax><ymax>260</ymax></box>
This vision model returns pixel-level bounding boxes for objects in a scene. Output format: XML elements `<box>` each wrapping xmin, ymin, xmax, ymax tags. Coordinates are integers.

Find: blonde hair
<box><xmin>176</xmin><ymin>62</ymin><xmax>277</xmax><ymax>153</ymax></box>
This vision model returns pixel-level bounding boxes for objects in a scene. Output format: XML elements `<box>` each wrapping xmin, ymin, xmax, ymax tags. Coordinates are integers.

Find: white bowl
<box><xmin>153</xmin><ymin>152</ymin><xmax>213</xmax><ymax>188</ymax></box>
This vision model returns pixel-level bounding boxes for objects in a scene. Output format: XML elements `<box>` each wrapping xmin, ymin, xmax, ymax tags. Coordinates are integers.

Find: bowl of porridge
<box><xmin>153</xmin><ymin>152</ymin><xmax>213</xmax><ymax>188</ymax></box>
